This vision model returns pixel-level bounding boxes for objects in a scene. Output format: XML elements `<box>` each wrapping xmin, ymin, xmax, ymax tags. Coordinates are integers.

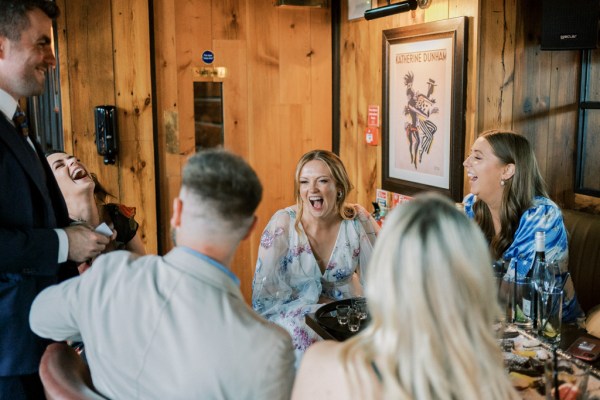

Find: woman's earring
<box><xmin>337</xmin><ymin>191</ymin><xmax>343</xmax><ymax>198</ymax></box>
<box><xmin>500</xmin><ymin>179</ymin><xmax>505</xmax><ymax>186</ymax></box>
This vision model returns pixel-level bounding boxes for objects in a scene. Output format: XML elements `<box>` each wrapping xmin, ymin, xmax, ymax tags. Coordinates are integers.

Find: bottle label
<box><xmin>523</xmin><ymin>298</ymin><xmax>532</xmax><ymax>317</ymax></box>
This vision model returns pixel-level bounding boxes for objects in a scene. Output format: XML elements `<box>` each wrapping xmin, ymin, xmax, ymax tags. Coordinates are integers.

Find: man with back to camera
<box><xmin>0</xmin><ymin>1</ymin><xmax>110</xmax><ymax>398</ymax></box>
<box><xmin>30</xmin><ymin>149</ymin><xmax>296</xmax><ymax>399</ymax></box>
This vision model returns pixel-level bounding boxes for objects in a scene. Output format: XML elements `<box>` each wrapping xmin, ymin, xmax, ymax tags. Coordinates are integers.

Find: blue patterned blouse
<box><xmin>463</xmin><ymin>194</ymin><xmax>583</xmax><ymax>322</ymax></box>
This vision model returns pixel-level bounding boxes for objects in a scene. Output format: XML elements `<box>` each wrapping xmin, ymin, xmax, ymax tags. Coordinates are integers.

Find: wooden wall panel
<box><xmin>477</xmin><ymin>0</ymin><xmax>516</xmax><ymax>131</ymax></box>
<box><xmin>341</xmin><ymin>0</ymin><xmax>600</xmax><ymax>218</ymax></box>
<box><xmin>247</xmin><ymin>0</ymin><xmax>285</xmax><ymax>283</ymax></box>
<box><xmin>152</xmin><ymin>0</ymin><xmax>179</xmax><ymax>252</ymax></box>
<box><xmin>450</xmin><ymin>0</ymin><xmax>480</xmax><ymax>195</ymax></box>
<box><xmin>54</xmin><ymin>0</ymin><xmax>72</xmax><ymax>155</ymax></box>
<box><xmin>339</xmin><ymin>8</ymin><xmax>359</xmax><ymax>202</ymax></box>
<box><xmin>111</xmin><ymin>0</ymin><xmax>156</xmax><ymax>251</ymax></box>
<box><xmin>212</xmin><ymin>0</ymin><xmax>247</xmax><ymax>40</ymax></box>
<box><xmin>217</xmin><ymin>38</ymin><xmax>252</xmax><ymax>289</ymax></box>
<box><xmin>310</xmin><ymin>7</ymin><xmax>333</xmax><ymax>147</ymax></box>
<box><xmin>339</xmin><ymin>1</ymin><xmax>469</xmax><ymax>210</ymax></box>
<box><xmin>546</xmin><ymin>51</ymin><xmax>580</xmax><ymax>208</ymax></box>
<box><xmin>153</xmin><ymin>0</ymin><xmax>331</xmax><ymax>301</ymax></box>
<box><xmin>279</xmin><ymin>9</ymin><xmax>311</xmax><ymax>104</ymax></box>
<box><xmin>62</xmin><ymin>0</ymin><xmax>117</xmax><ymax>197</ymax></box>
<box><xmin>59</xmin><ymin>0</ymin><xmax>157</xmax><ymax>253</ymax></box>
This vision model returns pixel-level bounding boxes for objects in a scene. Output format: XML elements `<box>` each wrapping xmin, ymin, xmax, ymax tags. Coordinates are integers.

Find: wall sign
<box><xmin>202</xmin><ymin>50</ymin><xmax>214</xmax><ymax>65</ymax></box>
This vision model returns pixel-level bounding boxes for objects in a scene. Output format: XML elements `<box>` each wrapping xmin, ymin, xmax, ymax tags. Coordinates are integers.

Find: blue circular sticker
<box><xmin>202</xmin><ymin>50</ymin><xmax>214</xmax><ymax>65</ymax></box>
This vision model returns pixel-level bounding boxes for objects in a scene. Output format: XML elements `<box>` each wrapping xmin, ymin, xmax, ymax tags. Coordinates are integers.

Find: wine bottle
<box><xmin>529</xmin><ymin>231</ymin><xmax>546</xmax><ymax>329</ymax></box>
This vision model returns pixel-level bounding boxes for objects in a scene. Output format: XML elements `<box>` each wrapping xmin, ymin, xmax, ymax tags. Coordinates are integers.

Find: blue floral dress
<box><xmin>252</xmin><ymin>205</ymin><xmax>378</xmax><ymax>364</ymax></box>
<box><xmin>463</xmin><ymin>194</ymin><xmax>583</xmax><ymax>322</ymax></box>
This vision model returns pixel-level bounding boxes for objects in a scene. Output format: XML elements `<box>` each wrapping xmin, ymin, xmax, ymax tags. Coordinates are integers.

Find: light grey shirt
<box><xmin>30</xmin><ymin>247</ymin><xmax>295</xmax><ymax>400</ymax></box>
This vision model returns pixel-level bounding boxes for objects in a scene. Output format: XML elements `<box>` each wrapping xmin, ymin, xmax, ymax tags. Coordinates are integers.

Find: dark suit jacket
<box><xmin>0</xmin><ymin>114</ymin><xmax>71</xmax><ymax>376</ymax></box>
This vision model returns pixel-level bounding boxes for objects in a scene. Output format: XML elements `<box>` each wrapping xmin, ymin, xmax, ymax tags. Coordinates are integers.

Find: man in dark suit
<box><xmin>0</xmin><ymin>1</ymin><xmax>110</xmax><ymax>398</ymax></box>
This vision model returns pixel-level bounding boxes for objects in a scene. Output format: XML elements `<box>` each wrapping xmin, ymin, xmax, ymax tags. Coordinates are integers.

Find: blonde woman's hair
<box><xmin>340</xmin><ymin>192</ymin><xmax>519</xmax><ymax>400</ymax></box>
<box><xmin>294</xmin><ymin>150</ymin><xmax>355</xmax><ymax>232</ymax></box>
<box><xmin>472</xmin><ymin>130</ymin><xmax>549</xmax><ymax>259</ymax></box>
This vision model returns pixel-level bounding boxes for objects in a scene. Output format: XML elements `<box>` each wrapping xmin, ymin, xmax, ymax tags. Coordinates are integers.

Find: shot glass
<box><xmin>347</xmin><ymin>309</ymin><xmax>360</xmax><ymax>332</ymax></box>
<box><xmin>336</xmin><ymin>305</ymin><xmax>350</xmax><ymax>325</ymax></box>
<box><xmin>544</xmin><ymin>358</ymin><xmax>589</xmax><ymax>399</ymax></box>
<box><xmin>537</xmin><ymin>287</ymin><xmax>563</xmax><ymax>344</ymax></box>
<box><xmin>352</xmin><ymin>298</ymin><xmax>368</xmax><ymax>320</ymax></box>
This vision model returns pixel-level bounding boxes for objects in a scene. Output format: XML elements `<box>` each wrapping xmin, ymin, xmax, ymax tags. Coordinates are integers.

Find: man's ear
<box><xmin>242</xmin><ymin>216</ymin><xmax>258</xmax><ymax>240</ymax></box>
<box><xmin>0</xmin><ymin>37</ymin><xmax>5</xmax><ymax>59</ymax></box>
<box><xmin>502</xmin><ymin>163</ymin><xmax>515</xmax><ymax>181</ymax></box>
<box><xmin>170</xmin><ymin>197</ymin><xmax>183</xmax><ymax>229</ymax></box>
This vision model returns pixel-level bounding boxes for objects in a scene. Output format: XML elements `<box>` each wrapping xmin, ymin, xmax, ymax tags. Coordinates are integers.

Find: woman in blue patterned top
<box><xmin>252</xmin><ymin>150</ymin><xmax>379</xmax><ymax>364</ymax></box>
<box><xmin>462</xmin><ymin>130</ymin><xmax>583</xmax><ymax>322</ymax></box>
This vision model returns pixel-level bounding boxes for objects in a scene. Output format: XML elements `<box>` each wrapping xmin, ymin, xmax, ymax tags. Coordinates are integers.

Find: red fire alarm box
<box><xmin>365</xmin><ymin>127</ymin><xmax>379</xmax><ymax>145</ymax></box>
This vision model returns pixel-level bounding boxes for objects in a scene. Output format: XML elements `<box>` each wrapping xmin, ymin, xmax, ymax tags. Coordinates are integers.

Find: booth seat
<box><xmin>562</xmin><ymin>209</ymin><xmax>600</xmax><ymax>314</ymax></box>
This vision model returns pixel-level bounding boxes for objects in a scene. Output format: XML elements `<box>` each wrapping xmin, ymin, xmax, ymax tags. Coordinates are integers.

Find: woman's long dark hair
<box><xmin>44</xmin><ymin>150</ymin><xmax>114</xmax><ymax>203</ymax></box>
<box><xmin>473</xmin><ymin>130</ymin><xmax>549</xmax><ymax>258</ymax></box>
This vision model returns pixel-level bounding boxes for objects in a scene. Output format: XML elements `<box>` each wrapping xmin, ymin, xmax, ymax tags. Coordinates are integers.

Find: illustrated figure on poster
<box><xmin>403</xmin><ymin>72</ymin><xmax>439</xmax><ymax>169</ymax></box>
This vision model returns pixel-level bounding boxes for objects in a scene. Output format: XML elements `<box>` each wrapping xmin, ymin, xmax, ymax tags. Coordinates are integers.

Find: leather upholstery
<box><xmin>562</xmin><ymin>209</ymin><xmax>600</xmax><ymax>314</ymax></box>
<box><xmin>39</xmin><ymin>343</ymin><xmax>107</xmax><ymax>400</ymax></box>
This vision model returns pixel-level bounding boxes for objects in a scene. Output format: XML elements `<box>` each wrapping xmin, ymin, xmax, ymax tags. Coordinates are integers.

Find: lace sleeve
<box><xmin>251</xmin><ymin>209</ymin><xmax>321</xmax><ymax>318</ymax></box>
<box><xmin>252</xmin><ymin>210</ymin><xmax>295</xmax><ymax>316</ymax></box>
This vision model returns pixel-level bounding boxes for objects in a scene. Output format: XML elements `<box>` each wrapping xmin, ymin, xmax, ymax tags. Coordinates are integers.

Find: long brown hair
<box><xmin>473</xmin><ymin>130</ymin><xmax>548</xmax><ymax>258</ymax></box>
<box><xmin>294</xmin><ymin>150</ymin><xmax>355</xmax><ymax>232</ymax></box>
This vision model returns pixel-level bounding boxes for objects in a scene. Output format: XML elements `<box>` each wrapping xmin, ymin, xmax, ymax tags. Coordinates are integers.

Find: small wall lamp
<box><xmin>364</xmin><ymin>0</ymin><xmax>424</xmax><ymax>21</ymax></box>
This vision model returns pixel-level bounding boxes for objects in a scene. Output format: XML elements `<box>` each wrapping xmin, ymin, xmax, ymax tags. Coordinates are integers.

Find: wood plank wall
<box><xmin>340</xmin><ymin>0</ymin><xmax>600</xmax><ymax>214</ymax></box>
<box><xmin>55</xmin><ymin>0</ymin><xmax>600</xmax><ymax>304</ymax></box>
<box><xmin>152</xmin><ymin>0</ymin><xmax>332</xmax><ymax>302</ymax></box>
<box><xmin>56</xmin><ymin>0</ymin><xmax>157</xmax><ymax>252</ymax></box>
<box><xmin>477</xmin><ymin>0</ymin><xmax>600</xmax><ymax>213</ymax></box>
<box><xmin>339</xmin><ymin>0</ymin><xmax>480</xmax><ymax>209</ymax></box>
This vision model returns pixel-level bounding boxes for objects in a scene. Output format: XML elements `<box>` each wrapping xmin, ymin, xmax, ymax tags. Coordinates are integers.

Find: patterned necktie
<box><xmin>13</xmin><ymin>105</ymin><xmax>29</xmax><ymax>138</ymax></box>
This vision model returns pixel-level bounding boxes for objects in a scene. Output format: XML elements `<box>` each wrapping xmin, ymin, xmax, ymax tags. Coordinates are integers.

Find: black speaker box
<box><xmin>94</xmin><ymin>105</ymin><xmax>118</xmax><ymax>165</ymax></box>
<box><xmin>541</xmin><ymin>0</ymin><xmax>600</xmax><ymax>50</ymax></box>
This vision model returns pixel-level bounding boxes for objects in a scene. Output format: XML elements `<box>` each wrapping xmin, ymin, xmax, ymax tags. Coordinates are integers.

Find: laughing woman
<box><xmin>252</xmin><ymin>150</ymin><xmax>379</xmax><ymax>363</ymax></box>
<box><xmin>46</xmin><ymin>151</ymin><xmax>145</xmax><ymax>274</ymax></box>
<box><xmin>462</xmin><ymin>130</ymin><xmax>583</xmax><ymax>322</ymax></box>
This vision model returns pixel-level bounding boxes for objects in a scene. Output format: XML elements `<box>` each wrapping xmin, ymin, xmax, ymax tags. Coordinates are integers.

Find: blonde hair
<box><xmin>340</xmin><ymin>192</ymin><xmax>519</xmax><ymax>400</ymax></box>
<box><xmin>293</xmin><ymin>150</ymin><xmax>355</xmax><ymax>232</ymax></box>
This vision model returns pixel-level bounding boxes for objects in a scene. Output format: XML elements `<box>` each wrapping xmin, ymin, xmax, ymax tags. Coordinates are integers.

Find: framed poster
<box><xmin>382</xmin><ymin>17</ymin><xmax>467</xmax><ymax>201</ymax></box>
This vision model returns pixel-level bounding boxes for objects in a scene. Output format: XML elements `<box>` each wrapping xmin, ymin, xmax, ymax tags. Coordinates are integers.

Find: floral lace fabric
<box><xmin>252</xmin><ymin>205</ymin><xmax>378</xmax><ymax>364</ymax></box>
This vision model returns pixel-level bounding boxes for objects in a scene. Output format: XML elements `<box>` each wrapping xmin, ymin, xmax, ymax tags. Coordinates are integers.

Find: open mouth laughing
<box><xmin>70</xmin><ymin>167</ymin><xmax>88</xmax><ymax>181</ymax></box>
<box><xmin>309</xmin><ymin>196</ymin><xmax>324</xmax><ymax>211</ymax></box>
<box><xmin>467</xmin><ymin>172</ymin><xmax>478</xmax><ymax>183</ymax></box>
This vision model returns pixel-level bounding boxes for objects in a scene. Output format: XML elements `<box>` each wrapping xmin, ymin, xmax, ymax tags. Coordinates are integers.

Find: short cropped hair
<box><xmin>0</xmin><ymin>0</ymin><xmax>60</xmax><ymax>41</ymax></box>
<box><xmin>182</xmin><ymin>149</ymin><xmax>262</xmax><ymax>221</ymax></box>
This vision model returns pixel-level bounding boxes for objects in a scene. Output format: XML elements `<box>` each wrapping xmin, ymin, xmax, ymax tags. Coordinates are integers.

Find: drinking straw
<box><xmin>541</xmin><ymin>272</ymin><xmax>571</xmax><ymax>334</ymax></box>
<box><xmin>513</xmin><ymin>267</ymin><xmax>517</xmax><ymax>324</ymax></box>
<box><xmin>553</xmin><ymin>347</ymin><xmax>559</xmax><ymax>400</ymax></box>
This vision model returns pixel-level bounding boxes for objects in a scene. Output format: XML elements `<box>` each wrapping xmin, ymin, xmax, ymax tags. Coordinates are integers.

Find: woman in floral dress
<box><xmin>252</xmin><ymin>150</ymin><xmax>379</xmax><ymax>364</ymax></box>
